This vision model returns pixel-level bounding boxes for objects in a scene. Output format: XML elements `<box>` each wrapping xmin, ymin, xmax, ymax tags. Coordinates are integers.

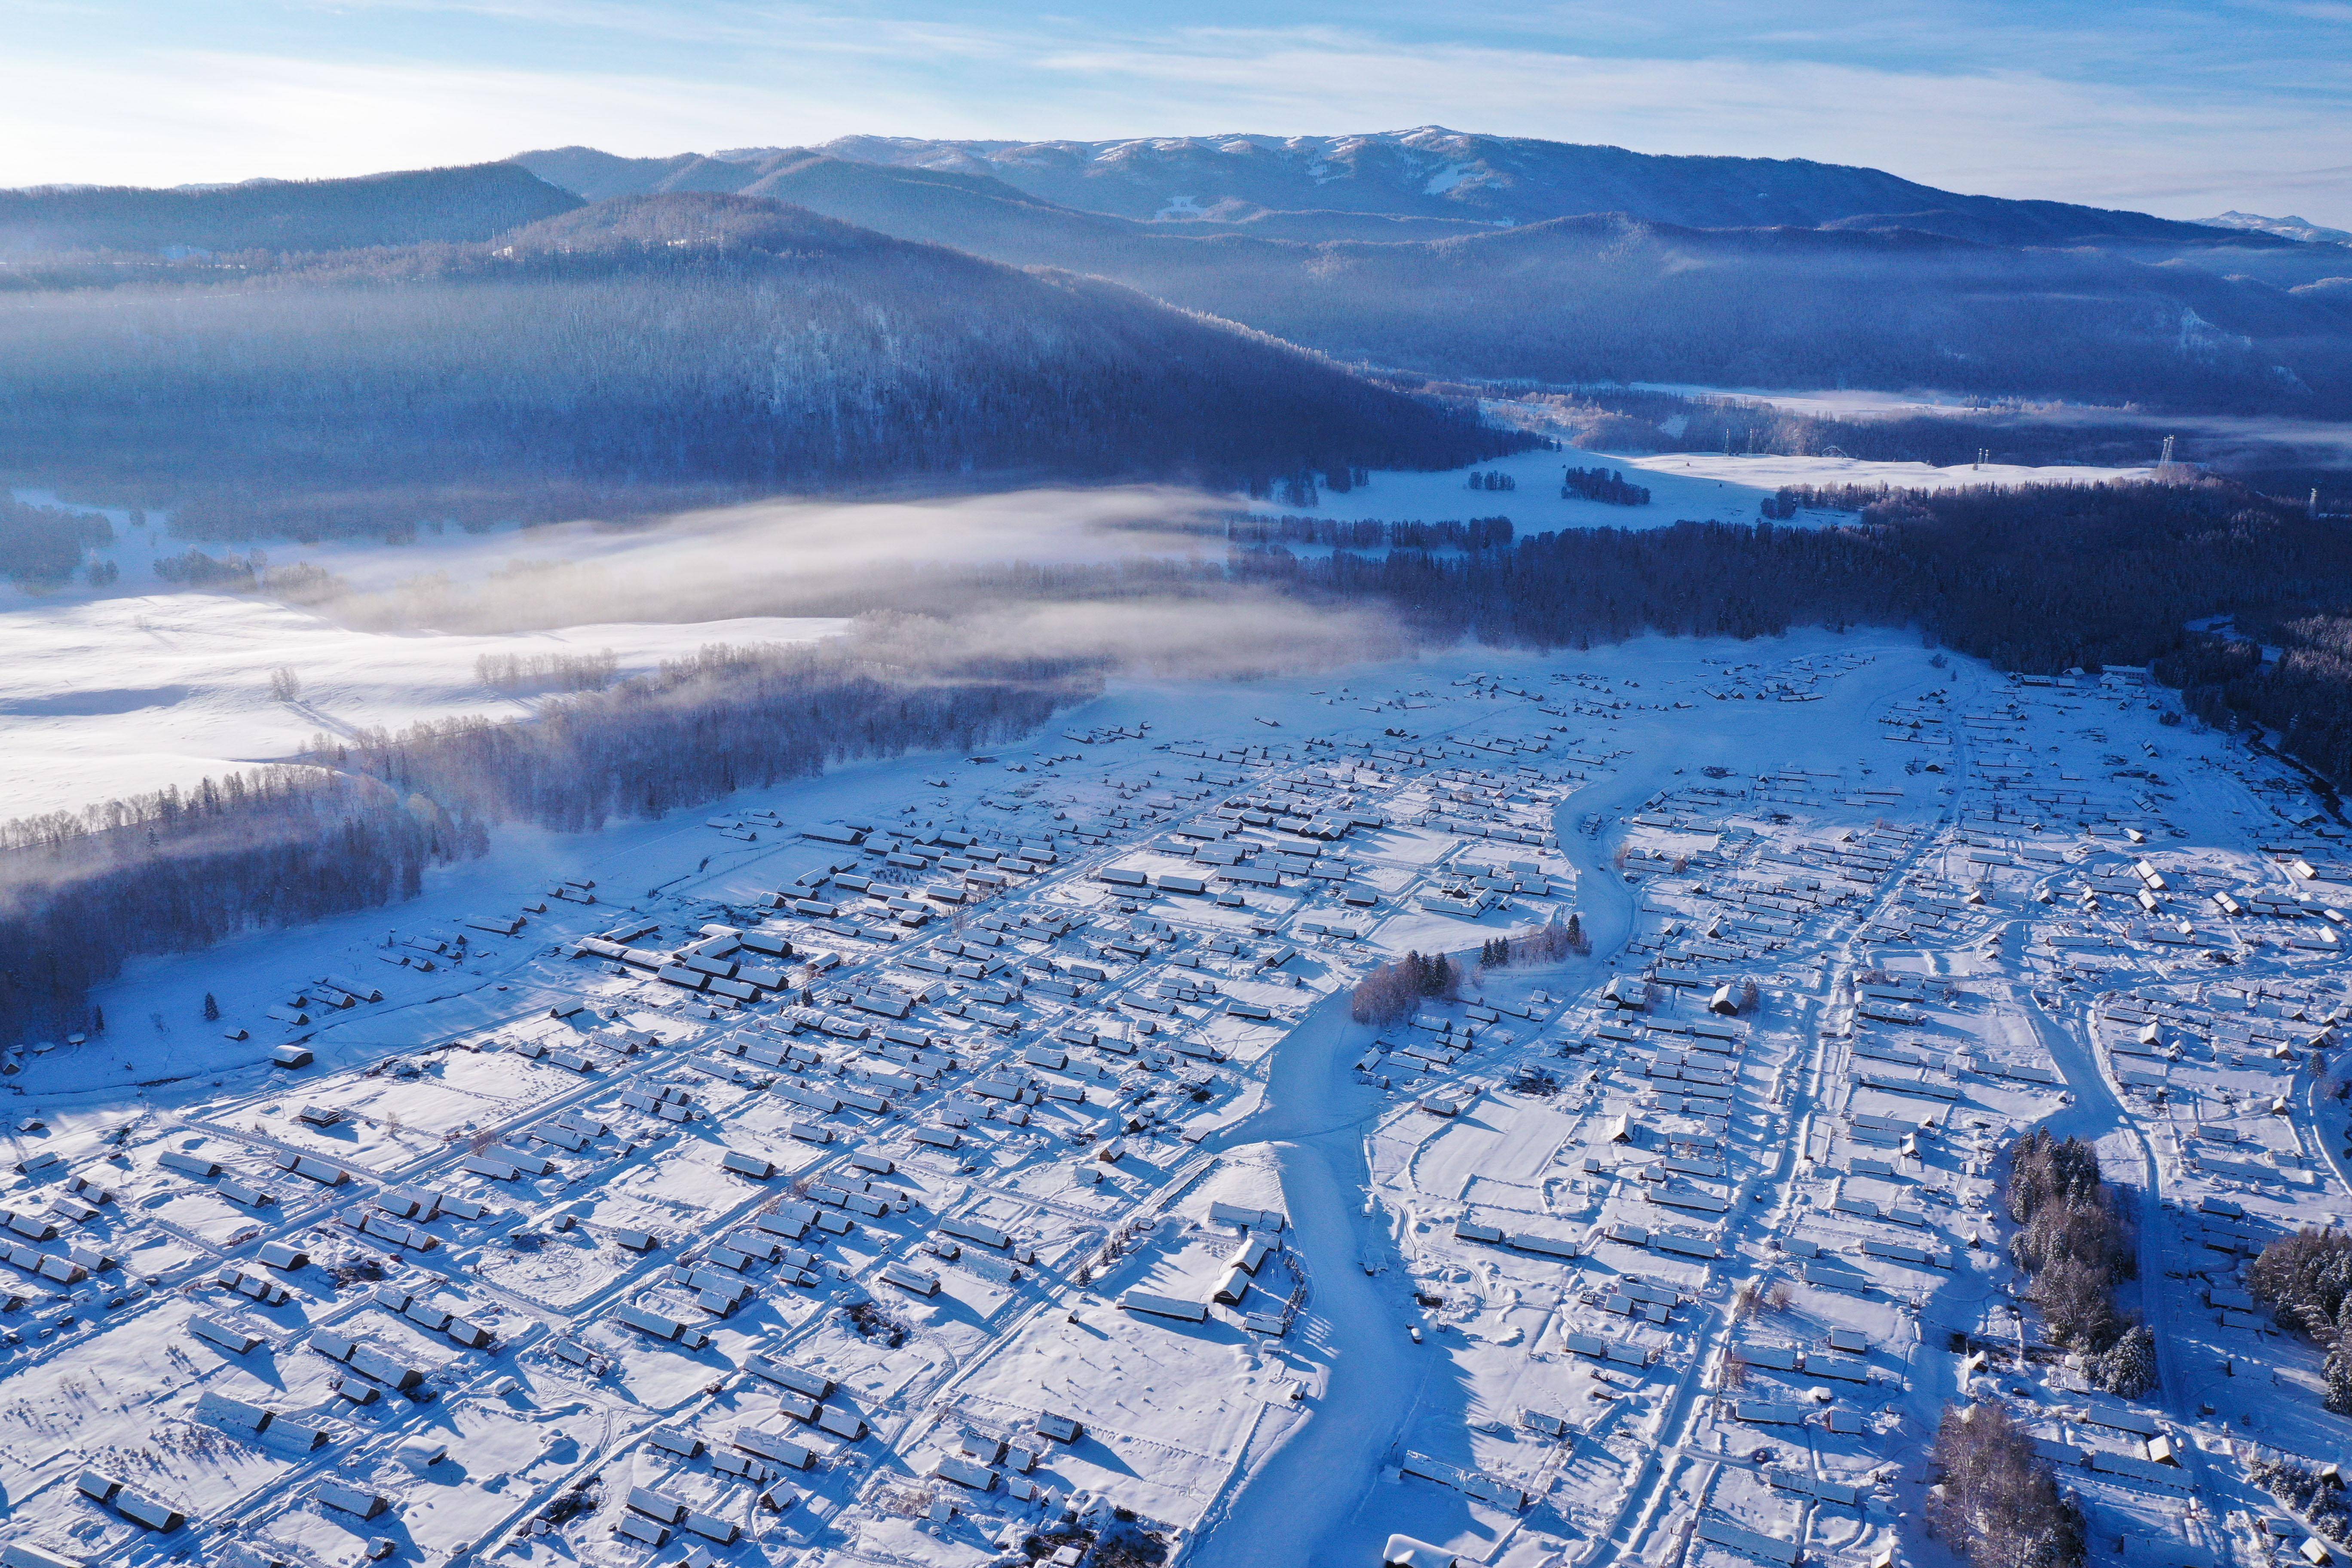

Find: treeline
<box><xmin>323</xmin><ymin>633</ymin><xmax>1086</xmax><ymax>835</ymax></box>
<box><xmin>1560</xmin><ymin>466</ymin><xmax>1649</xmax><ymax>506</ymax></box>
<box><xmin>1520</xmin><ymin>386</ymin><xmax>2182</xmax><ymax>470</ymax></box>
<box><xmin>2159</xmin><ymin>621</ymin><xmax>2352</xmax><ymax>788</ymax></box>
<box><xmin>1222</xmin><ymin>514</ymin><xmax>1515</xmax><ymax>551</ymax></box>
<box><xmin>0</xmin><ymin>769</ymin><xmax>475</xmax><ymax>1036</ymax></box>
<box><xmin>0</xmin><ymin>626</ymin><xmax>1098</xmax><ymax>1039</ymax></box>
<box><xmin>474</xmin><ymin>649</ymin><xmax>620</xmax><ymax>692</ymax></box>
<box><xmin>0</xmin><ymin>494</ymin><xmax>110</xmax><ymax>585</ymax></box>
<box><xmin>1251</xmin><ymin>478</ymin><xmax>2352</xmax><ymax>784</ymax></box>
<box><xmin>2003</xmin><ymin>1129</ymin><xmax>2154</xmax><ymax>1396</ymax></box>
<box><xmin>0</xmin><ymin>193</ymin><xmax>1523</xmax><ymax>541</ymax></box>
<box><xmin>2247</xmin><ymin>1227</ymin><xmax>2352</xmax><ymax>1414</ymax></box>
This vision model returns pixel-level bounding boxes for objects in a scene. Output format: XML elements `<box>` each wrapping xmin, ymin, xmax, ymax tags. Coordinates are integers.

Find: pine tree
<box><xmin>91</xmin><ymin>1005</ymin><xmax>104</xmax><ymax>1033</ymax></box>
<box><xmin>202</xmin><ymin>992</ymin><xmax>219</xmax><ymax>1022</ymax></box>
<box><xmin>2328</xmin><ymin>1323</ymin><xmax>2352</xmax><ymax>1417</ymax></box>
<box><xmin>2093</xmin><ymin>1324</ymin><xmax>2157</xmax><ymax>1397</ymax></box>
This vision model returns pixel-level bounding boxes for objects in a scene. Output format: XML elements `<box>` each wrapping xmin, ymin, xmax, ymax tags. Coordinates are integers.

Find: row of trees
<box><xmin>1559</xmin><ymin>467</ymin><xmax>1650</xmax><ymax>506</ymax></box>
<box><xmin>1518</xmin><ymin>386</ymin><xmax>2193</xmax><ymax>471</ymax></box>
<box><xmin>1475</xmin><ymin>913</ymin><xmax>1586</xmax><ymax>968</ymax></box>
<box><xmin>472</xmin><ymin>649</ymin><xmax>620</xmax><ymax>693</ymax></box>
<box><xmin>2003</xmin><ymin>1130</ymin><xmax>2155</xmax><ymax>1396</ymax></box>
<box><xmin>1222</xmin><ymin>514</ymin><xmax>1516</xmax><ymax>551</ymax></box>
<box><xmin>2247</xmin><ymin>1226</ymin><xmax>2352</xmax><ymax>1414</ymax></box>
<box><xmin>0</xmin><ymin>768</ymin><xmax>474</xmax><ymax>1035</ymax></box>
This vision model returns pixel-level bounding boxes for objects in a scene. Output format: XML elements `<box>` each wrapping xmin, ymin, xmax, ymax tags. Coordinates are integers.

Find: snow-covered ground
<box><xmin>0</xmin><ymin>484</ymin><xmax>1231</xmax><ymax>818</ymax></box>
<box><xmin>0</xmin><ymin>591</ymin><xmax>842</xmax><ymax>816</ymax></box>
<box><xmin>1614</xmin><ymin>384</ymin><xmax>2039</xmax><ymax>420</ymax></box>
<box><xmin>2</xmin><ymin>624</ymin><xmax>2347</xmax><ymax>1568</ymax></box>
<box><xmin>1247</xmin><ymin>441</ymin><xmax>2156</xmax><ymax>534</ymax></box>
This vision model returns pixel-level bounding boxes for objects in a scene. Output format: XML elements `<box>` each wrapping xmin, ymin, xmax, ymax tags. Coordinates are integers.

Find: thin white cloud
<box><xmin>0</xmin><ymin>9</ymin><xmax>2346</xmax><ymax>224</ymax></box>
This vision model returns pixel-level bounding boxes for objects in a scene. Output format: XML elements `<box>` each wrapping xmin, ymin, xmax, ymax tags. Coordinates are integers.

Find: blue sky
<box><xmin>7</xmin><ymin>0</ymin><xmax>2349</xmax><ymax>223</ymax></box>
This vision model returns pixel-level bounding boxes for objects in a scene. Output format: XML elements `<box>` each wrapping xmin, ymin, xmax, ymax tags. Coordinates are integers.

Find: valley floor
<box><xmin>2</xmin><ymin>626</ymin><xmax>2347</xmax><ymax>1568</ymax></box>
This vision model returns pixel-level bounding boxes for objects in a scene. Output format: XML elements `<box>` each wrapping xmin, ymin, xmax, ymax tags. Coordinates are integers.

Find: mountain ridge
<box><xmin>492</xmin><ymin>152</ymin><xmax>2352</xmax><ymax>416</ymax></box>
<box><xmin>0</xmin><ymin>190</ymin><xmax>1515</xmax><ymax>536</ymax></box>
<box><xmin>518</xmin><ymin>127</ymin><xmax>2282</xmax><ymax>251</ymax></box>
<box><xmin>0</xmin><ymin>162</ymin><xmax>583</xmax><ymax>256</ymax></box>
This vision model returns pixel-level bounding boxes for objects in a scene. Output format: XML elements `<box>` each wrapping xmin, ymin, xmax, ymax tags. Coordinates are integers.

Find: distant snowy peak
<box><xmin>2199</xmin><ymin>210</ymin><xmax>2352</xmax><ymax>245</ymax></box>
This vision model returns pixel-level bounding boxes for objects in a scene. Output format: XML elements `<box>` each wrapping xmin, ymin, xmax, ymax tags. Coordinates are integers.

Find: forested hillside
<box><xmin>513</xmin><ymin>154</ymin><xmax>2352</xmax><ymax>417</ymax></box>
<box><xmin>0</xmin><ymin>193</ymin><xmax>1515</xmax><ymax>537</ymax></box>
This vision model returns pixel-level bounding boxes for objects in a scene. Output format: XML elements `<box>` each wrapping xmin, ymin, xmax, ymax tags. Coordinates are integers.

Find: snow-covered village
<box><xmin>0</xmin><ymin>627</ymin><xmax>2343</xmax><ymax>1568</ymax></box>
<box><xmin>10</xmin><ymin>17</ymin><xmax>2352</xmax><ymax>1568</ymax></box>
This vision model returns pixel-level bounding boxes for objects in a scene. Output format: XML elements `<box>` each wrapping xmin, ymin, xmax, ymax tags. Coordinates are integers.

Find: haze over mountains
<box><xmin>5</xmin><ymin>124</ymin><xmax>2352</xmax><ymax>539</ymax></box>
<box><xmin>0</xmin><ymin>192</ymin><xmax>1506</xmax><ymax>540</ymax></box>
<box><xmin>501</xmin><ymin>133</ymin><xmax>2352</xmax><ymax>417</ymax></box>
<box><xmin>0</xmin><ymin>162</ymin><xmax>577</xmax><ymax>256</ymax></box>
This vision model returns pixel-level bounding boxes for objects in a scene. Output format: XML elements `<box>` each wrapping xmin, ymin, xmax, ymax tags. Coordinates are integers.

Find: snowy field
<box><xmin>2</xmin><ymin>624</ymin><xmax>2348</xmax><ymax>1568</ymax></box>
<box><xmin>0</xmin><ymin>485</ymin><xmax>1233</xmax><ymax>817</ymax></box>
<box><xmin>0</xmin><ymin>591</ymin><xmax>843</xmax><ymax>816</ymax></box>
<box><xmin>1246</xmin><ymin>440</ymin><xmax>2156</xmax><ymax>534</ymax></box>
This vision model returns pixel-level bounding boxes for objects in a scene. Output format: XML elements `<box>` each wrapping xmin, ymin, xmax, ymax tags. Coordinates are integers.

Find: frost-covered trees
<box><xmin>1474</xmin><ymin>917</ymin><xmax>1586</xmax><ymax>973</ymax></box>
<box><xmin>1350</xmin><ymin>950</ymin><xmax>1457</xmax><ymax>1026</ymax></box>
<box><xmin>0</xmin><ymin>496</ymin><xmax>110</xmax><ymax>586</ymax></box>
<box><xmin>1559</xmin><ymin>466</ymin><xmax>1647</xmax><ymax>505</ymax></box>
<box><xmin>1926</xmin><ymin>1402</ymin><xmax>2087</xmax><ymax>1568</ymax></box>
<box><xmin>2003</xmin><ymin>1130</ymin><xmax>2140</xmax><ymax>1365</ymax></box>
<box><xmin>2248</xmin><ymin>1456</ymin><xmax>2352</xmax><ymax>1547</ymax></box>
<box><xmin>2091</xmin><ymin>1325</ymin><xmax>2157</xmax><ymax>1399</ymax></box>
<box><xmin>2249</xmin><ymin>1227</ymin><xmax>2352</xmax><ymax>1415</ymax></box>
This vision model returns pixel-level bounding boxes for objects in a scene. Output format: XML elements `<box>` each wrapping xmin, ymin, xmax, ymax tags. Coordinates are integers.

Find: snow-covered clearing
<box><xmin>1250</xmin><ymin>441</ymin><xmax>2156</xmax><ymax>535</ymax></box>
<box><xmin>0</xmin><ymin>627</ymin><xmax>2346</xmax><ymax>1568</ymax></box>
